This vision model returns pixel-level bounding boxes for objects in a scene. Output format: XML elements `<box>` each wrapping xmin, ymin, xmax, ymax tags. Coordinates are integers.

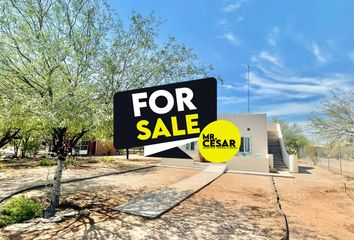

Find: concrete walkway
<box><xmin>113</xmin><ymin>164</ymin><xmax>226</xmax><ymax>218</ymax></box>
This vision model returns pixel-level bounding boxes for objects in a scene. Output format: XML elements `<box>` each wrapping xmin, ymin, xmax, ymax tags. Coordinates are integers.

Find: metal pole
<box><xmin>327</xmin><ymin>145</ymin><xmax>330</xmax><ymax>171</ymax></box>
<box><xmin>339</xmin><ymin>142</ymin><xmax>343</xmax><ymax>175</ymax></box>
<box><xmin>126</xmin><ymin>148</ymin><xmax>129</xmax><ymax>160</ymax></box>
<box><xmin>247</xmin><ymin>64</ymin><xmax>250</xmax><ymax>114</ymax></box>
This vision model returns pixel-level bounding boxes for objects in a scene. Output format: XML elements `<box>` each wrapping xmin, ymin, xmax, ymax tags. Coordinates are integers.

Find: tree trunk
<box><xmin>14</xmin><ymin>144</ymin><xmax>19</xmax><ymax>158</ymax></box>
<box><xmin>44</xmin><ymin>127</ymin><xmax>67</xmax><ymax>218</ymax></box>
<box><xmin>21</xmin><ymin>148</ymin><xmax>26</xmax><ymax>158</ymax></box>
<box><xmin>43</xmin><ymin>127</ymin><xmax>87</xmax><ymax>218</ymax></box>
<box><xmin>44</xmin><ymin>155</ymin><xmax>65</xmax><ymax>218</ymax></box>
<box><xmin>0</xmin><ymin>129</ymin><xmax>20</xmax><ymax>149</ymax></box>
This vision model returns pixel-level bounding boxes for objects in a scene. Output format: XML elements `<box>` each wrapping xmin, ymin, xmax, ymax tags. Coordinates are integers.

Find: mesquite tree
<box><xmin>0</xmin><ymin>0</ymin><xmax>210</xmax><ymax>217</ymax></box>
<box><xmin>310</xmin><ymin>91</ymin><xmax>354</xmax><ymax>141</ymax></box>
<box><xmin>0</xmin><ymin>82</ymin><xmax>38</xmax><ymax>149</ymax></box>
<box><xmin>0</xmin><ymin>0</ymin><xmax>109</xmax><ymax>217</ymax></box>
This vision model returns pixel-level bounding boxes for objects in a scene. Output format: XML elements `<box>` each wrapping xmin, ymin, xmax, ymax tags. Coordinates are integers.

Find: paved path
<box><xmin>113</xmin><ymin>164</ymin><xmax>226</xmax><ymax>218</ymax></box>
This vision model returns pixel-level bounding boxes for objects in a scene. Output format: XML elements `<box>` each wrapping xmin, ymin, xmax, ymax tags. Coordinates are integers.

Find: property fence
<box><xmin>317</xmin><ymin>157</ymin><xmax>354</xmax><ymax>201</ymax></box>
<box><xmin>317</xmin><ymin>157</ymin><xmax>354</xmax><ymax>179</ymax></box>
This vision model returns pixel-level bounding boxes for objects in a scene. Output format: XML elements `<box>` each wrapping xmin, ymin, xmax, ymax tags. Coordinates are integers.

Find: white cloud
<box><xmin>249</xmin><ymin>71</ymin><xmax>353</xmax><ymax>101</ymax></box>
<box><xmin>217</xmin><ymin>18</ymin><xmax>228</xmax><ymax>26</ymax></box>
<box><xmin>222</xmin><ymin>83</ymin><xmax>246</xmax><ymax>91</ymax></box>
<box><xmin>237</xmin><ymin>16</ymin><xmax>244</xmax><ymax>22</ymax></box>
<box><xmin>223</xmin><ymin>0</ymin><xmax>248</xmax><ymax>12</ymax></box>
<box><xmin>252</xmin><ymin>51</ymin><xmax>282</xmax><ymax>67</ymax></box>
<box><xmin>219</xmin><ymin>32</ymin><xmax>239</xmax><ymax>45</ymax></box>
<box><xmin>257</xmin><ymin>102</ymin><xmax>318</xmax><ymax>117</ymax></box>
<box><xmin>267</xmin><ymin>27</ymin><xmax>279</xmax><ymax>46</ymax></box>
<box><xmin>312</xmin><ymin>43</ymin><xmax>327</xmax><ymax>63</ymax></box>
<box><xmin>218</xmin><ymin>96</ymin><xmax>246</xmax><ymax>105</ymax></box>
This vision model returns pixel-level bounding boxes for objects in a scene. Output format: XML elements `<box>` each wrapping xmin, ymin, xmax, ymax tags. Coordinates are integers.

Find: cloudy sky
<box><xmin>110</xmin><ymin>0</ymin><xmax>354</xmax><ymax>125</ymax></box>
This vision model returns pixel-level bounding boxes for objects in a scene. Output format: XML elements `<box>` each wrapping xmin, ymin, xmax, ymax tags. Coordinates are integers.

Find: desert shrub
<box><xmin>304</xmin><ymin>144</ymin><xmax>319</xmax><ymax>165</ymax></box>
<box><xmin>65</xmin><ymin>158</ymin><xmax>76</xmax><ymax>165</ymax></box>
<box><xmin>39</xmin><ymin>158</ymin><xmax>56</xmax><ymax>166</ymax></box>
<box><xmin>102</xmin><ymin>156</ymin><xmax>116</xmax><ymax>163</ymax></box>
<box><xmin>0</xmin><ymin>215</ymin><xmax>15</xmax><ymax>227</ymax></box>
<box><xmin>0</xmin><ymin>196</ymin><xmax>43</xmax><ymax>227</ymax></box>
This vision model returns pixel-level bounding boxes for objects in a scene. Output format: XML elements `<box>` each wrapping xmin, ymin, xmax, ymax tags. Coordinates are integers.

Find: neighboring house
<box><xmin>47</xmin><ymin>140</ymin><xmax>116</xmax><ymax>156</ymax></box>
<box><xmin>176</xmin><ymin>113</ymin><xmax>298</xmax><ymax>173</ymax></box>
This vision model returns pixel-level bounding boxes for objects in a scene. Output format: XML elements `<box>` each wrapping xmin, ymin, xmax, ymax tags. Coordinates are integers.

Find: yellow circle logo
<box><xmin>198</xmin><ymin>120</ymin><xmax>241</xmax><ymax>163</ymax></box>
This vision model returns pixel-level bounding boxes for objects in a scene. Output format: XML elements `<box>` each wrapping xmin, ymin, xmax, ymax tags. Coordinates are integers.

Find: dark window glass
<box><xmin>240</xmin><ymin>137</ymin><xmax>244</xmax><ymax>152</ymax></box>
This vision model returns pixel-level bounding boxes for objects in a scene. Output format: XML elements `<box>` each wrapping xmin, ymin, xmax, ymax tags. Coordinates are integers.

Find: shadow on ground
<box><xmin>298</xmin><ymin>166</ymin><xmax>314</xmax><ymax>174</ymax></box>
<box><xmin>1</xmin><ymin>192</ymin><xmax>285</xmax><ymax>239</ymax></box>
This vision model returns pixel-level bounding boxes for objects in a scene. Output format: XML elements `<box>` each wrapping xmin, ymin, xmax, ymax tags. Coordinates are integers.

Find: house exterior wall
<box><xmin>218</xmin><ymin>114</ymin><xmax>268</xmax><ymax>158</ymax></box>
<box><xmin>95</xmin><ymin>140</ymin><xmax>116</xmax><ymax>156</ymax></box>
<box><xmin>142</xmin><ymin>113</ymin><xmax>272</xmax><ymax>172</ymax></box>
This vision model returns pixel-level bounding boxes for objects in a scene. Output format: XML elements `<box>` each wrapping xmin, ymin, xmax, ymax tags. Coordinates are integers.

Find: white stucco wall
<box><xmin>218</xmin><ymin>114</ymin><xmax>268</xmax><ymax>158</ymax></box>
<box><xmin>227</xmin><ymin>156</ymin><xmax>270</xmax><ymax>173</ymax></box>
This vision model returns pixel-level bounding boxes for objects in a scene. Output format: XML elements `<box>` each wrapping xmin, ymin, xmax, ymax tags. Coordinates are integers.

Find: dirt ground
<box><xmin>274</xmin><ymin>165</ymin><xmax>354</xmax><ymax>240</ymax></box>
<box><xmin>0</xmin><ymin>158</ymin><xmax>158</xmax><ymax>200</ymax></box>
<box><xmin>2</xmin><ymin>159</ymin><xmax>353</xmax><ymax>239</ymax></box>
<box><xmin>0</xmin><ymin>167</ymin><xmax>285</xmax><ymax>240</ymax></box>
<box><xmin>317</xmin><ymin>158</ymin><xmax>354</xmax><ymax>178</ymax></box>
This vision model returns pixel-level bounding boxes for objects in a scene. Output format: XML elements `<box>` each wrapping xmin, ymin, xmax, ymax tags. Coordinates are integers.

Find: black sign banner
<box><xmin>114</xmin><ymin>77</ymin><xmax>217</xmax><ymax>149</ymax></box>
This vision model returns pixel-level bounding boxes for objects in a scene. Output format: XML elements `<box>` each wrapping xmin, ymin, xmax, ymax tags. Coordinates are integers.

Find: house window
<box><xmin>185</xmin><ymin>142</ymin><xmax>195</xmax><ymax>151</ymax></box>
<box><xmin>190</xmin><ymin>142</ymin><xmax>195</xmax><ymax>150</ymax></box>
<box><xmin>240</xmin><ymin>137</ymin><xmax>251</xmax><ymax>153</ymax></box>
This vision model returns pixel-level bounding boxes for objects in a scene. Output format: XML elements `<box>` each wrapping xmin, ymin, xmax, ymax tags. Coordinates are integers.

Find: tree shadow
<box><xmin>2</xmin><ymin>195</ymin><xmax>286</xmax><ymax>239</ymax></box>
<box><xmin>298</xmin><ymin>166</ymin><xmax>314</xmax><ymax>174</ymax></box>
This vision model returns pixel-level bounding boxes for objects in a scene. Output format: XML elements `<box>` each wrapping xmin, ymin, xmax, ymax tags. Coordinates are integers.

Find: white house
<box><xmin>179</xmin><ymin>113</ymin><xmax>298</xmax><ymax>173</ymax></box>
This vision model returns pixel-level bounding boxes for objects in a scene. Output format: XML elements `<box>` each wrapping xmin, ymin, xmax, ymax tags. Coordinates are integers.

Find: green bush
<box><xmin>0</xmin><ymin>196</ymin><xmax>43</xmax><ymax>227</ymax></box>
<box><xmin>102</xmin><ymin>156</ymin><xmax>116</xmax><ymax>163</ymax></box>
<box><xmin>39</xmin><ymin>158</ymin><xmax>56</xmax><ymax>166</ymax></box>
<box><xmin>65</xmin><ymin>158</ymin><xmax>76</xmax><ymax>165</ymax></box>
<box><xmin>0</xmin><ymin>215</ymin><xmax>15</xmax><ymax>227</ymax></box>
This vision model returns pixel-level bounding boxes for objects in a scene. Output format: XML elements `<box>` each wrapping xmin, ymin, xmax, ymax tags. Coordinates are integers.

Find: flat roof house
<box><xmin>177</xmin><ymin>113</ymin><xmax>298</xmax><ymax>173</ymax></box>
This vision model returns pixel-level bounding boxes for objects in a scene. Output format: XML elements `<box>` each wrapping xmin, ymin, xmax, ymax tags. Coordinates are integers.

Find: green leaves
<box><xmin>273</xmin><ymin>119</ymin><xmax>309</xmax><ymax>157</ymax></box>
<box><xmin>0</xmin><ymin>0</ymin><xmax>211</xmax><ymax>144</ymax></box>
<box><xmin>310</xmin><ymin>90</ymin><xmax>354</xmax><ymax>141</ymax></box>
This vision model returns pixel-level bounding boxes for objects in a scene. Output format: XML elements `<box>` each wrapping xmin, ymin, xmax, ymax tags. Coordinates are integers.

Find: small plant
<box><xmin>0</xmin><ymin>196</ymin><xmax>43</xmax><ymax>227</ymax></box>
<box><xmin>304</xmin><ymin>144</ymin><xmax>319</xmax><ymax>165</ymax></box>
<box><xmin>39</xmin><ymin>158</ymin><xmax>56</xmax><ymax>166</ymax></box>
<box><xmin>102</xmin><ymin>156</ymin><xmax>116</xmax><ymax>163</ymax></box>
<box><xmin>0</xmin><ymin>162</ymin><xmax>4</xmax><ymax>170</ymax></box>
<box><xmin>65</xmin><ymin>158</ymin><xmax>76</xmax><ymax>165</ymax></box>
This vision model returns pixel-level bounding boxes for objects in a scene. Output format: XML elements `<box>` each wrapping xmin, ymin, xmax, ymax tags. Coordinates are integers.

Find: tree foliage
<box><xmin>310</xmin><ymin>91</ymin><xmax>354</xmax><ymax>141</ymax></box>
<box><xmin>0</xmin><ymin>0</ymin><xmax>211</xmax><ymax>216</ymax></box>
<box><xmin>0</xmin><ymin>0</ymin><xmax>210</xmax><ymax>144</ymax></box>
<box><xmin>273</xmin><ymin>119</ymin><xmax>309</xmax><ymax>156</ymax></box>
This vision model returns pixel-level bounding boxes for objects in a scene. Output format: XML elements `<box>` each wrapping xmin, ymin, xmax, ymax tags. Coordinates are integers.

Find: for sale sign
<box><xmin>114</xmin><ymin>78</ymin><xmax>217</xmax><ymax>149</ymax></box>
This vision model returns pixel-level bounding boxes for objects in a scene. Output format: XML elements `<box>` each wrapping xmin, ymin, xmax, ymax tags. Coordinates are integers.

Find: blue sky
<box><xmin>110</xmin><ymin>0</ymin><xmax>354</xmax><ymax>126</ymax></box>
